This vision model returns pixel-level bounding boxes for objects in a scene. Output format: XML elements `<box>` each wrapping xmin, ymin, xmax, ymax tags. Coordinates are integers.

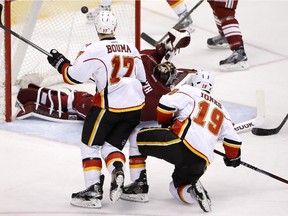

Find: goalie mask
<box><xmin>153</xmin><ymin>62</ymin><xmax>177</xmax><ymax>87</ymax></box>
<box><xmin>190</xmin><ymin>71</ymin><xmax>214</xmax><ymax>93</ymax></box>
<box><xmin>94</xmin><ymin>11</ymin><xmax>117</xmax><ymax>34</ymax></box>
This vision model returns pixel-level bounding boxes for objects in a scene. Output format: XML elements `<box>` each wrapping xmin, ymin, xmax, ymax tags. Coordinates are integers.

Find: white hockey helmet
<box><xmin>94</xmin><ymin>10</ymin><xmax>117</xmax><ymax>34</ymax></box>
<box><xmin>190</xmin><ymin>71</ymin><xmax>214</xmax><ymax>93</ymax></box>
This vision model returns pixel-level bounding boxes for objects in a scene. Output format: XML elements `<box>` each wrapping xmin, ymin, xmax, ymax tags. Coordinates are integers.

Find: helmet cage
<box><xmin>153</xmin><ymin>62</ymin><xmax>177</xmax><ymax>86</ymax></box>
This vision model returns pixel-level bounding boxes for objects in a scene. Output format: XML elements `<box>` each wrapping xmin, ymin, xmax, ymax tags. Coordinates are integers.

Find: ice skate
<box><xmin>188</xmin><ymin>181</ymin><xmax>212</xmax><ymax>212</ymax></box>
<box><xmin>70</xmin><ymin>175</ymin><xmax>104</xmax><ymax>208</ymax></box>
<box><xmin>121</xmin><ymin>169</ymin><xmax>149</xmax><ymax>203</ymax></box>
<box><xmin>175</xmin><ymin>10</ymin><xmax>194</xmax><ymax>33</ymax></box>
<box><xmin>207</xmin><ymin>35</ymin><xmax>229</xmax><ymax>49</ymax></box>
<box><xmin>110</xmin><ymin>161</ymin><xmax>124</xmax><ymax>203</ymax></box>
<box><xmin>219</xmin><ymin>46</ymin><xmax>249</xmax><ymax>71</ymax></box>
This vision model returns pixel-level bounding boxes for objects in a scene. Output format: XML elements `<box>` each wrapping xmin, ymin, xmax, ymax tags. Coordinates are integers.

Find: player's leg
<box><xmin>169</xmin><ymin>180</ymin><xmax>211</xmax><ymax>212</ymax></box>
<box><xmin>207</xmin><ymin>0</ymin><xmax>249</xmax><ymax>71</ymax></box>
<box><xmin>16</xmin><ymin>85</ymin><xmax>77</xmax><ymax>121</ymax></box>
<box><xmin>70</xmin><ymin>143</ymin><xmax>104</xmax><ymax>208</ymax></box>
<box><xmin>120</xmin><ymin>122</ymin><xmax>159</xmax><ymax>203</ymax></box>
<box><xmin>121</xmin><ymin>127</ymin><xmax>183</xmax><ymax>202</ymax></box>
<box><xmin>101</xmin><ymin>142</ymin><xmax>126</xmax><ymax>203</ymax></box>
<box><xmin>71</xmin><ymin>106</ymin><xmax>117</xmax><ymax>208</ymax></box>
<box><xmin>102</xmin><ymin>109</ymin><xmax>142</xmax><ymax>203</ymax></box>
<box><xmin>207</xmin><ymin>0</ymin><xmax>229</xmax><ymax>49</ymax></box>
<box><xmin>166</xmin><ymin>0</ymin><xmax>194</xmax><ymax>32</ymax></box>
<box><xmin>170</xmin><ymin>145</ymin><xmax>211</xmax><ymax>212</ymax></box>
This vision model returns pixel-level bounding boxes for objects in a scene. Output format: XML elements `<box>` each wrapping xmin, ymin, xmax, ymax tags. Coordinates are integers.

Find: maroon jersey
<box><xmin>139</xmin><ymin>49</ymin><xmax>170</xmax><ymax>121</ymax></box>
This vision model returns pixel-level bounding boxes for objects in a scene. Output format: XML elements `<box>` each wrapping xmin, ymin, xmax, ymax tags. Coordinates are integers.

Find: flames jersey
<box><xmin>63</xmin><ymin>38</ymin><xmax>146</xmax><ymax>112</ymax></box>
<box><xmin>157</xmin><ymin>84</ymin><xmax>242</xmax><ymax>164</ymax></box>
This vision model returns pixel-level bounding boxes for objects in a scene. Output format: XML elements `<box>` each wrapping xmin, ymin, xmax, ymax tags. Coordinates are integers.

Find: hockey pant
<box><xmin>82</xmin><ymin>106</ymin><xmax>141</xmax><ymax>150</ymax></box>
<box><xmin>137</xmin><ymin>127</ymin><xmax>207</xmax><ymax>188</ymax></box>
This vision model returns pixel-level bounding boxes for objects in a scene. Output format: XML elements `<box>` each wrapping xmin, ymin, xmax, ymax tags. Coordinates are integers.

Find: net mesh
<box><xmin>0</xmin><ymin>0</ymin><xmax>137</xmax><ymax>121</ymax></box>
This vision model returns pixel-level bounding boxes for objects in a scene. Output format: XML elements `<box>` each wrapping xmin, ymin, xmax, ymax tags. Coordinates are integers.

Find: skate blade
<box><xmin>219</xmin><ymin>61</ymin><xmax>250</xmax><ymax>72</ymax></box>
<box><xmin>120</xmin><ymin>193</ymin><xmax>149</xmax><ymax>203</ymax></box>
<box><xmin>70</xmin><ymin>198</ymin><xmax>101</xmax><ymax>209</ymax></box>
<box><xmin>110</xmin><ymin>175</ymin><xmax>124</xmax><ymax>203</ymax></box>
<box><xmin>207</xmin><ymin>44</ymin><xmax>230</xmax><ymax>49</ymax></box>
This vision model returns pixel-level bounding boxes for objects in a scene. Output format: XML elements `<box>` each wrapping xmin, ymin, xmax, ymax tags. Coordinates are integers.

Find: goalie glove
<box><xmin>223</xmin><ymin>149</ymin><xmax>241</xmax><ymax>168</ymax></box>
<box><xmin>47</xmin><ymin>49</ymin><xmax>71</xmax><ymax>74</ymax></box>
<box><xmin>164</xmin><ymin>29</ymin><xmax>191</xmax><ymax>61</ymax></box>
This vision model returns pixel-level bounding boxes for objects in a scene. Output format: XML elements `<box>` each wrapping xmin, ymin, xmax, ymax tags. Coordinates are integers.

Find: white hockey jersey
<box><xmin>63</xmin><ymin>38</ymin><xmax>146</xmax><ymax>112</ymax></box>
<box><xmin>157</xmin><ymin>84</ymin><xmax>242</xmax><ymax>164</ymax></box>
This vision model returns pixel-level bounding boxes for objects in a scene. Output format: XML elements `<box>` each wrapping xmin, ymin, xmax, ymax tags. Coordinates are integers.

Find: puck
<box><xmin>81</xmin><ymin>6</ymin><xmax>89</xmax><ymax>14</ymax></box>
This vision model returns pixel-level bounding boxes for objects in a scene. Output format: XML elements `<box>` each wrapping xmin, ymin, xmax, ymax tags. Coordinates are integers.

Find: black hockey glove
<box><xmin>47</xmin><ymin>49</ymin><xmax>70</xmax><ymax>74</ymax></box>
<box><xmin>223</xmin><ymin>149</ymin><xmax>241</xmax><ymax>168</ymax></box>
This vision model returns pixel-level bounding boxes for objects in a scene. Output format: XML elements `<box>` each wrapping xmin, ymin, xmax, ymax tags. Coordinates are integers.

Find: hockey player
<box><xmin>121</xmin><ymin>71</ymin><xmax>242</xmax><ymax>212</ymax></box>
<box><xmin>16</xmin><ymin>27</ymin><xmax>191</xmax><ymax>208</ymax></box>
<box><xmin>206</xmin><ymin>0</ymin><xmax>249</xmax><ymax>71</ymax></box>
<box><xmin>46</xmin><ymin>10</ymin><xmax>147</xmax><ymax>208</ymax></box>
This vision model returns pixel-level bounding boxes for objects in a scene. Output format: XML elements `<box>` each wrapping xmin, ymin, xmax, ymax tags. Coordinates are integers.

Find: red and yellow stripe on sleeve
<box><xmin>157</xmin><ymin>103</ymin><xmax>175</xmax><ymax>124</ymax></box>
<box><xmin>223</xmin><ymin>138</ymin><xmax>241</xmax><ymax>159</ymax></box>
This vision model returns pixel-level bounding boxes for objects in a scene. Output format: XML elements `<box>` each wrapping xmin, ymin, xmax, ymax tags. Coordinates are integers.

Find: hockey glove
<box><xmin>164</xmin><ymin>29</ymin><xmax>191</xmax><ymax>61</ymax></box>
<box><xmin>168</xmin><ymin>29</ymin><xmax>191</xmax><ymax>49</ymax></box>
<box><xmin>223</xmin><ymin>149</ymin><xmax>241</xmax><ymax>168</ymax></box>
<box><xmin>47</xmin><ymin>49</ymin><xmax>70</xmax><ymax>74</ymax></box>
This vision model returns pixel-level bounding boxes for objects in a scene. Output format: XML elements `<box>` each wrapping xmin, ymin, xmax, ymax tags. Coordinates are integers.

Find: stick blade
<box><xmin>251</xmin><ymin>127</ymin><xmax>278</xmax><ymax>136</ymax></box>
<box><xmin>252</xmin><ymin>113</ymin><xmax>288</xmax><ymax>136</ymax></box>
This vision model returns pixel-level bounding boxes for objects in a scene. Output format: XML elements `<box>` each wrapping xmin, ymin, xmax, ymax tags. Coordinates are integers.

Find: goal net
<box><xmin>0</xmin><ymin>0</ymin><xmax>140</xmax><ymax>122</ymax></box>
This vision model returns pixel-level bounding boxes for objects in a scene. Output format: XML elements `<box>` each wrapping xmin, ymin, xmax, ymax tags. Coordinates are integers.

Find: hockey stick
<box><xmin>251</xmin><ymin>113</ymin><xmax>288</xmax><ymax>136</ymax></box>
<box><xmin>141</xmin><ymin>32</ymin><xmax>157</xmax><ymax>47</ymax></box>
<box><xmin>141</xmin><ymin>0</ymin><xmax>204</xmax><ymax>47</ymax></box>
<box><xmin>214</xmin><ymin>149</ymin><xmax>288</xmax><ymax>185</ymax></box>
<box><xmin>0</xmin><ymin>4</ymin><xmax>52</xmax><ymax>57</ymax></box>
<box><xmin>0</xmin><ymin>4</ymin><xmax>97</xmax><ymax>83</ymax></box>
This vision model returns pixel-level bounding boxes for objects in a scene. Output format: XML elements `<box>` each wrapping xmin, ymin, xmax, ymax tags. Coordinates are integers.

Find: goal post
<box><xmin>0</xmin><ymin>0</ymin><xmax>141</xmax><ymax>122</ymax></box>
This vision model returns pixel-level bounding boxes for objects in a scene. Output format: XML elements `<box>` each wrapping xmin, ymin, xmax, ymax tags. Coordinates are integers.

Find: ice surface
<box><xmin>0</xmin><ymin>1</ymin><xmax>288</xmax><ymax>215</ymax></box>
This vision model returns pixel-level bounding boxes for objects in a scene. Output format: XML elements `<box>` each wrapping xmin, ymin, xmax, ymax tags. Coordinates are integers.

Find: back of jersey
<box><xmin>158</xmin><ymin>84</ymin><xmax>240</xmax><ymax>163</ymax></box>
<box><xmin>69</xmin><ymin>38</ymin><xmax>146</xmax><ymax>111</ymax></box>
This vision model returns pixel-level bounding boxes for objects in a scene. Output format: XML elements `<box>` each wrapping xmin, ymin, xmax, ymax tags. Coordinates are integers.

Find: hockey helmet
<box><xmin>153</xmin><ymin>61</ymin><xmax>177</xmax><ymax>86</ymax></box>
<box><xmin>94</xmin><ymin>11</ymin><xmax>117</xmax><ymax>34</ymax></box>
<box><xmin>190</xmin><ymin>70</ymin><xmax>214</xmax><ymax>93</ymax></box>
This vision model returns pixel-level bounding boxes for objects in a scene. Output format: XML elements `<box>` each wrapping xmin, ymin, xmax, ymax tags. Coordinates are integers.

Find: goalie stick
<box><xmin>251</xmin><ymin>113</ymin><xmax>288</xmax><ymax>136</ymax></box>
<box><xmin>233</xmin><ymin>90</ymin><xmax>266</xmax><ymax>134</ymax></box>
<box><xmin>141</xmin><ymin>0</ymin><xmax>204</xmax><ymax>47</ymax></box>
<box><xmin>214</xmin><ymin>149</ymin><xmax>288</xmax><ymax>185</ymax></box>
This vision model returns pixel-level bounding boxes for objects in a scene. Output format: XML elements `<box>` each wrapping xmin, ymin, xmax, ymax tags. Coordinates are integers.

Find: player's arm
<box><xmin>141</xmin><ymin>29</ymin><xmax>191</xmax><ymax>63</ymax></box>
<box><xmin>47</xmin><ymin>48</ymin><xmax>93</xmax><ymax>85</ymax></box>
<box><xmin>219</xmin><ymin>115</ymin><xmax>242</xmax><ymax>168</ymax></box>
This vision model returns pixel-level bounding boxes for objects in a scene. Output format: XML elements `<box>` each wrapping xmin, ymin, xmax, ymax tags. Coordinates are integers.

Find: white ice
<box><xmin>1</xmin><ymin>1</ymin><xmax>288</xmax><ymax>215</ymax></box>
